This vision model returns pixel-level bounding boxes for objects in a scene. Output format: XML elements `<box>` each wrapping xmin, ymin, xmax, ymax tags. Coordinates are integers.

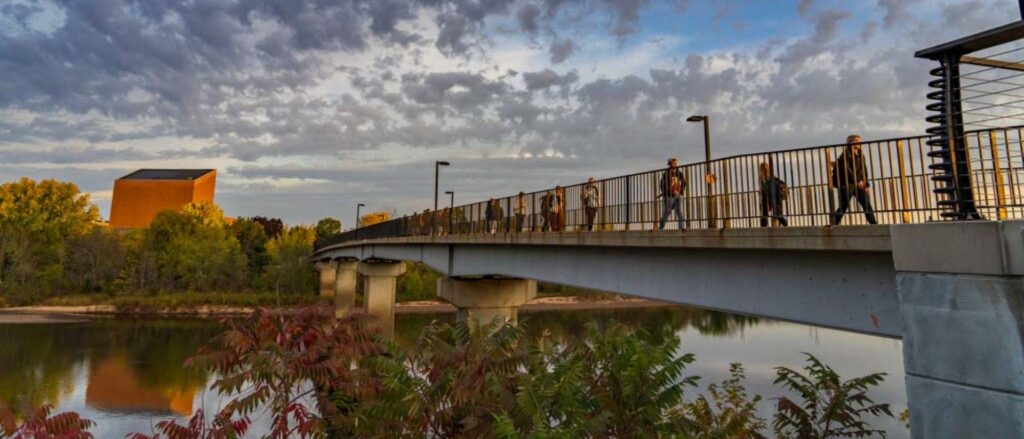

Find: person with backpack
<box><xmin>659</xmin><ymin>158</ymin><xmax>687</xmax><ymax>230</ymax></box>
<box><xmin>552</xmin><ymin>186</ymin><xmax>566</xmax><ymax>232</ymax></box>
<box><xmin>758</xmin><ymin>162</ymin><xmax>789</xmax><ymax>227</ymax></box>
<box><xmin>830</xmin><ymin>135</ymin><xmax>878</xmax><ymax>225</ymax></box>
<box><xmin>540</xmin><ymin>190</ymin><xmax>553</xmax><ymax>231</ymax></box>
<box><xmin>485</xmin><ymin>198</ymin><xmax>497</xmax><ymax>233</ymax></box>
<box><xmin>515</xmin><ymin>192</ymin><xmax>528</xmax><ymax>232</ymax></box>
<box><xmin>581</xmin><ymin>177</ymin><xmax>601</xmax><ymax>231</ymax></box>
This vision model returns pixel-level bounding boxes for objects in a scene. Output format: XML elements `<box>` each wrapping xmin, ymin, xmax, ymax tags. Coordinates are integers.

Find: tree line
<box><xmin>0</xmin><ymin>177</ymin><xmax>354</xmax><ymax>306</ymax></box>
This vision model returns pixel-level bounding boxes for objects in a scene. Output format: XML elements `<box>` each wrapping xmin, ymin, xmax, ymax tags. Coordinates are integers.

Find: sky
<box><xmin>0</xmin><ymin>0</ymin><xmax>1020</xmax><ymax>225</ymax></box>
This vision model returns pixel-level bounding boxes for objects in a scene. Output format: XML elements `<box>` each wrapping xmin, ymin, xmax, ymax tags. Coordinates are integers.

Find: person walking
<box><xmin>581</xmin><ymin>177</ymin><xmax>601</xmax><ymax>231</ymax></box>
<box><xmin>758</xmin><ymin>162</ymin><xmax>789</xmax><ymax>227</ymax></box>
<box><xmin>552</xmin><ymin>186</ymin><xmax>565</xmax><ymax>232</ymax></box>
<box><xmin>485</xmin><ymin>198</ymin><xmax>499</xmax><ymax>233</ymax></box>
<box><xmin>515</xmin><ymin>192</ymin><xmax>528</xmax><ymax>232</ymax></box>
<box><xmin>540</xmin><ymin>190</ymin><xmax>553</xmax><ymax>231</ymax></box>
<box><xmin>831</xmin><ymin>135</ymin><xmax>878</xmax><ymax>225</ymax></box>
<box><xmin>659</xmin><ymin>158</ymin><xmax>687</xmax><ymax>230</ymax></box>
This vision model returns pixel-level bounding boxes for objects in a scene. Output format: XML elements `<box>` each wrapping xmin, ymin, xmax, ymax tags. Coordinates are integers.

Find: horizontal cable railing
<box><xmin>316</xmin><ymin>125</ymin><xmax>1024</xmax><ymax>251</ymax></box>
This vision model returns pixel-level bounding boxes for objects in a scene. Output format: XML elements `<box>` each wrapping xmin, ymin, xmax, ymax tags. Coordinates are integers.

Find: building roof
<box><xmin>118</xmin><ymin>169</ymin><xmax>215</xmax><ymax>181</ymax></box>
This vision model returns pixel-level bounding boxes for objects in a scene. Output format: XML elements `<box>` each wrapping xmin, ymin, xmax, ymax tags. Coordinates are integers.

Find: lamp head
<box><xmin>444</xmin><ymin>191</ymin><xmax>454</xmax><ymax>195</ymax></box>
<box><xmin>686</xmin><ymin>115</ymin><xmax>706</xmax><ymax>122</ymax></box>
<box><xmin>437</xmin><ymin>161</ymin><xmax>451</xmax><ymax>166</ymax></box>
<box><xmin>357</xmin><ymin>203</ymin><xmax>365</xmax><ymax>207</ymax></box>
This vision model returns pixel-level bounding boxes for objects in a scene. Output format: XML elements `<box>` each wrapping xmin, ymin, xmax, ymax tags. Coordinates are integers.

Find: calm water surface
<box><xmin>0</xmin><ymin>306</ymin><xmax>907</xmax><ymax>438</ymax></box>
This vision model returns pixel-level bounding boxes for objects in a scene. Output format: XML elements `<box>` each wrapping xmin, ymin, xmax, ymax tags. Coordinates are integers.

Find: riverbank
<box><xmin>0</xmin><ymin>296</ymin><xmax>670</xmax><ymax>323</ymax></box>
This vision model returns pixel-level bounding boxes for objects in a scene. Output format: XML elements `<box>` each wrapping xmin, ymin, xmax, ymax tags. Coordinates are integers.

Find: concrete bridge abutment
<box><xmin>333</xmin><ymin>260</ymin><xmax>358</xmax><ymax>318</ymax></box>
<box><xmin>437</xmin><ymin>277</ymin><xmax>537</xmax><ymax>326</ymax></box>
<box><xmin>315</xmin><ymin>261</ymin><xmax>337</xmax><ymax>298</ymax></box>
<box><xmin>358</xmin><ymin>260</ymin><xmax>406</xmax><ymax>339</ymax></box>
<box><xmin>892</xmin><ymin>221</ymin><xmax>1024</xmax><ymax>439</ymax></box>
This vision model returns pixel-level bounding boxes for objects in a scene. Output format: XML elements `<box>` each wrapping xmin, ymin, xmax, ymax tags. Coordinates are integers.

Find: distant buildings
<box><xmin>109</xmin><ymin>169</ymin><xmax>217</xmax><ymax>229</ymax></box>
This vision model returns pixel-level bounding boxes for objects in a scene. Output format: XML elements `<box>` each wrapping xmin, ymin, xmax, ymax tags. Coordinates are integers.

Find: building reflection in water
<box><xmin>86</xmin><ymin>355</ymin><xmax>197</xmax><ymax>416</ymax></box>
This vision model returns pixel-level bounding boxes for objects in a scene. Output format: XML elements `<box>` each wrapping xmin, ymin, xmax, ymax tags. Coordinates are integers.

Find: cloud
<box><xmin>549</xmin><ymin>38</ymin><xmax>577</xmax><ymax>63</ymax></box>
<box><xmin>522</xmin><ymin>68</ymin><xmax>579</xmax><ymax>90</ymax></box>
<box><xmin>0</xmin><ymin>0</ymin><xmax>1018</xmax><ymax>224</ymax></box>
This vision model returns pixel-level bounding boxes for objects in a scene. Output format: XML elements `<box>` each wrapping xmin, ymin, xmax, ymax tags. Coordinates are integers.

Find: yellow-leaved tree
<box><xmin>360</xmin><ymin>210</ymin><xmax>390</xmax><ymax>227</ymax></box>
<box><xmin>0</xmin><ymin>178</ymin><xmax>100</xmax><ymax>303</ymax></box>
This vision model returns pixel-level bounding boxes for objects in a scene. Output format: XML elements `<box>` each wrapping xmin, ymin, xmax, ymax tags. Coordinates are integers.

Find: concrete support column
<box><xmin>437</xmin><ymin>277</ymin><xmax>537</xmax><ymax>325</ymax></box>
<box><xmin>333</xmin><ymin>260</ymin><xmax>358</xmax><ymax>318</ymax></box>
<box><xmin>357</xmin><ymin>260</ymin><xmax>406</xmax><ymax>339</ymax></box>
<box><xmin>315</xmin><ymin>261</ymin><xmax>337</xmax><ymax>298</ymax></box>
<box><xmin>892</xmin><ymin>221</ymin><xmax>1024</xmax><ymax>439</ymax></box>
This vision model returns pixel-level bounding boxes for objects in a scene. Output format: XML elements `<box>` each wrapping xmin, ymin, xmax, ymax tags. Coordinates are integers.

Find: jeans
<box><xmin>659</xmin><ymin>196</ymin><xmax>685</xmax><ymax>230</ymax></box>
<box><xmin>833</xmin><ymin>187</ymin><xmax>878</xmax><ymax>225</ymax></box>
<box><xmin>760</xmin><ymin>197</ymin><xmax>788</xmax><ymax>227</ymax></box>
<box><xmin>585</xmin><ymin>207</ymin><xmax>598</xmax><ymax>231</ymax></box>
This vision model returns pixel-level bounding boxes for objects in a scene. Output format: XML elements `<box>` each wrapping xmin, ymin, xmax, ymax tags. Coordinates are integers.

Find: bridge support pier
<box><xmin>358</xmin><ymin>260</ymin><xmax>406</xmax><ymax>339</ymax></box>
<box><xmin>315</xmin><ymin>261</ymin><xmax>337</xmax><ymax>298</ymax></box>
<box><xmin>892</xmin><ymin>221</ymin><xmax>1024</xmax><ymax>439</ymax></box>
<box><xmin>437</xmin><ymin>277</ymin><xmax>537</xmax><ymax>326</ymax></box>
<box><xmin>333</xmin><ymin>260</ymin><xmax>358</xmax><ymax>318</ymax></box>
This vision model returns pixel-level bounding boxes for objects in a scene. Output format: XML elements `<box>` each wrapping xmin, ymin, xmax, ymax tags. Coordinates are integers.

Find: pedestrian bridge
<box><xmin>309</xmin><ymin>20</ymin><xmax>1024</xmax><ymax>437</ymax></box>
<box><xmin>311</xmin><ymin>126</ymin><xmax>1024</xmax><ymax>439</ymax></box>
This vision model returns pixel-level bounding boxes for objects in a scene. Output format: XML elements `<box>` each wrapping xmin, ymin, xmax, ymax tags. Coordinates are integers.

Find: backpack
<box><xmin>776</xmin><ymin>178</ymin><xmax>789</xmax><ymax>201</ymax></box>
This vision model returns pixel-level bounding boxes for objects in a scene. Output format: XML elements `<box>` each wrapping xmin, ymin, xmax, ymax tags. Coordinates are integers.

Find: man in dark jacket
<box><xmin>659</xmin><ymin>158</ymin><xmax>687</xmax><ymax>230</ymax></box>
<box><xmin>831</xmin><ymin>135</ymin><xmax>878</xmax><ymax>225</ymax></box>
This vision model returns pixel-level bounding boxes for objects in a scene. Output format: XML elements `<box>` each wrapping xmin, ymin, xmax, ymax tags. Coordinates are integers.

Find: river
<box><xmin>0</xmin><ymin>306</ymin><xmax>907</xmax><ymax>438</ymax></box>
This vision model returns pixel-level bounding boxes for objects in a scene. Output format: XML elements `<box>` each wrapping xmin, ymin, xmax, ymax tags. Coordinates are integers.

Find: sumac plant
<box><xmin>134</xmin><ymin>307</ymin><xmax>386</xmax><ymax>439</ymax></box>
<box><xmin>773</xmin><ymin>353</ymin><xmax>894</xmax><ymax>439</ymax></box>
<box><xmin>0</xmin><ymin>404</ymin><xmax>94</xmax><ymax>439</ymax></box>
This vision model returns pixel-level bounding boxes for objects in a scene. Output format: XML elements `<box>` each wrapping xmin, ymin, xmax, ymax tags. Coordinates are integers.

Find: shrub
<box><xmin>773</xmin><ymin>353</ymin><xmax>893</xmax><ymax>439</ymax></box>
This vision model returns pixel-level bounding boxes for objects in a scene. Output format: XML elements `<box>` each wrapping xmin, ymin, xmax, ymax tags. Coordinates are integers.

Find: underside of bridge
<box><xmin>318</xmin><ymin>225</ymin><xmax>900</xmax><ymax>336</ymax></box>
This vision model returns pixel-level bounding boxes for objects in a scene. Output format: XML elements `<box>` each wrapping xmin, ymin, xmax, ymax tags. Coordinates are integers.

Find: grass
<box><xmin>36</xmin><ymin>292</ymin><xmax>325</xmax><ymax>312</ymax></box>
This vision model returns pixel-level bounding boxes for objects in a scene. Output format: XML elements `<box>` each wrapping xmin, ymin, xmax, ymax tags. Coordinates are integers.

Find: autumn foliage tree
<box><xmin>0</xmin><ymin>178</ymin><xmax>101</xmax><ymax>303</ymax></box>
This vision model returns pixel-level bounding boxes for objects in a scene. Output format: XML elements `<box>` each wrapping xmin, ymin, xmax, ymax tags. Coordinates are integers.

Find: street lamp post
<box><xmin>355</xmin><ymin>203</ymin><xmax>365</xmax><ymax>240</ymax></box>
<box><xmin>687</xmin><ymin>115</ymin><xmax>716</xmax><ymax>228</ymax></box>
<box><xmin>433</xmin><ymin>161</ymin><xmax>450</xmax><ymax>235</ymax></box>
<box><xmin>445</xmin><ymin>190</ymin><xmax>455</xmax><ymax>233</ymax></box>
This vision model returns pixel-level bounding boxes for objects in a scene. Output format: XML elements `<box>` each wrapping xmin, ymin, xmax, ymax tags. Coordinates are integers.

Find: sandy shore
<box><xmin>0</xmin><ymin>296</ymin><xmax>670</xmax><ymax>323</ymax></box>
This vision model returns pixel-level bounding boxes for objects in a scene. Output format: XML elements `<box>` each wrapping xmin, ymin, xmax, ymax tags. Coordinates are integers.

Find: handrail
<box><xmin>316</xmin><ymin>125</ymin><xmax>1024</xmax><ymax>252</ymax></box>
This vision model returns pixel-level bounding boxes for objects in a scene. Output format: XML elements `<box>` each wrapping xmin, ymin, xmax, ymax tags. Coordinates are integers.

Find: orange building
<box><xmin>109</xmin><ymin>169</ymin><xmax>217</xmax><ymax>229</ymax></box>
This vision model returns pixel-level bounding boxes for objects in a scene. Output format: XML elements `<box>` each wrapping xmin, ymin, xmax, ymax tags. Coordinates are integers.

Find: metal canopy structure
<box><xmin>916</xmin><ymin>20</ymin><xmax>1024</xmax><ymax>60</ymax></box>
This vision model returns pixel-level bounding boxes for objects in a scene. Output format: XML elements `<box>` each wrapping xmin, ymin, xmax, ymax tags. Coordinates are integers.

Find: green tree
<box><xmin>231</xmin><ymin>219</ymin><xmax>270</xmax><ymax>282</ymax></box>
<box><xmin>0</xmin><ymin>178</ymin><xmax>100</xmax><ymax>302</ymax></box>
<box><xmin>64</xmin><ymin>227</ymin><xmax>126</xmax><ymax>294</ymax></box>
<box><xmin>681</xmin><ymin>363</ymin><xmax>766</xmax><ymax>439</ymax></box>
<box><xmin>773</xmin><ymin>353</ymin><xmax>893</xmax><ymax>439</ymax></box>
<box><xmin>266</xmin><ymin>226</ymin><xmax>316</xmax><ymax>295</ymax></box>
<box><xmin>315</xmin><ymin>217</ymin><xmax>343</xmax><ymax>243</ymax></box>
<box><xmin>138</xmin><ymin>202</ymin><xmax>246</xmax><ymax>292</ymax></box>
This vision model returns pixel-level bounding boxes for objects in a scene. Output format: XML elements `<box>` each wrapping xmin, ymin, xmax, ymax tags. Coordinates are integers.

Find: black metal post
<box><xmin>433</xmin><ymin>161</ymin><xmax>449</xmax><ymax>235</ymax></box>
<box><xmin>702</xmin><ymin>117</ymin><xmax>716</xmax><ymax>229</ymax></box>
<box><xmin>355</xmin><ymin>203</ymin><xmax>364</xmax><ymax>240</ymax></box>
<box><xmin>445</xmin><ymin>191</ymin><xmax>454</xmax><ymax>233</ymax></box>
<box><xmin>942</xmin><ymin>54</ymin><xmax>980</xmax><ymax>219</ymax></box>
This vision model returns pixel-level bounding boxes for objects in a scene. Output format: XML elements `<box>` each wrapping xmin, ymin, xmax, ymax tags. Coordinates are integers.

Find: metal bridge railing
<box><xmin>315</xmin><ymin>125</ymin><xmax>1024</xmax><ymax>251</ymax></box>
